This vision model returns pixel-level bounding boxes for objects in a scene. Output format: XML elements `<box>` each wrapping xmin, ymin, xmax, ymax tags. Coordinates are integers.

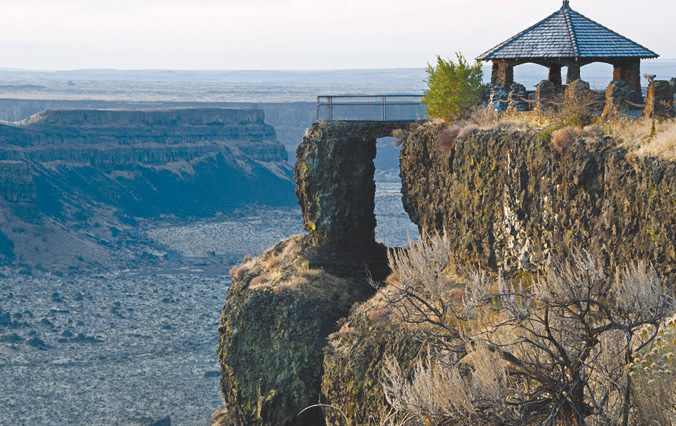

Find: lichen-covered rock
<box><xmin>644</xmin><ymin>80</ymin><xmax>676</xmax><ymax>119</ymax></box>
<box><xmin>321</xmin><ymin>288</ymin><xmax>422</xmax><ymax>426</ymax></box>
<box><xmin>400</xmin><ymin>121</ymin><xmax>676</xmax><ymax>281</ymax></box>
<box><xmin>217</xmin><ymin>236</ymin><xmax>375</xmax><ymax>426</ymax></box>
<box><xmin>603</xmin><ymin>80</ymin><xmax>635</xmax><ymax>117</ymax></box>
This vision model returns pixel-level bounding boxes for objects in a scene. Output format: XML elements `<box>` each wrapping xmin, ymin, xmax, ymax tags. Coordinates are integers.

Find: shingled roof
<box><xmin>477</xmin><ymin>1</ymin><xmax>658</xmax><ymax>61</ymax></box>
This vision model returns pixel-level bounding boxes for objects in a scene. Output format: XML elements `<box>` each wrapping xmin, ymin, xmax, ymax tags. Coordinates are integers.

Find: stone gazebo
<box><xmin>477</xmin><ymin>1</ymin><xmax>658</xmax><ymax>99</ymax></box>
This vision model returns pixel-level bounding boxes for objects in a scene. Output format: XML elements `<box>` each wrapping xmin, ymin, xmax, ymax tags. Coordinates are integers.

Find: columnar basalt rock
<box><xmin>400</xmin><ymin>122</ymin><xmax>676</xmax><ymax>281</ymax></box>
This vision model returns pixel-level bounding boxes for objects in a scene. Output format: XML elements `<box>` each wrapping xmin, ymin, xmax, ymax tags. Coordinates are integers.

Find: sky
<box><xmin>0</xmin><ymin>0</ymin><xmax>673</xmax><ymax>70</ymax></box>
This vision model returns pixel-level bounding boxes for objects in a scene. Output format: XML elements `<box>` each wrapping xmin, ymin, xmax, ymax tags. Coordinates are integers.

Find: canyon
<box><xmin>0</xmin><ymin>107</ymin><xmax>296</xmax><ymax>269</ymax></box>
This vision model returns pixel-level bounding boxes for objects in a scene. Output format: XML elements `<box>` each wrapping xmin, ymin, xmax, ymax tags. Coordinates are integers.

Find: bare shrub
<box><xmin>629</xmin><ymin>314</ymin><xmax>676</xmax><ymax>425</ymax></box>
<box><xmin>458</xmin><ymin>124</ymin><xmax>479</xmax><ymax>139</ymax></box>
<box><xmin>380</xmin><ymin>234</ymin><xmax>674</xmax><ymax>426</ymax></box>
<box><xmin>551</xmin><ymin>126</ymin><xmax>583</xmax><ymax>153</ymax></box>
<box><xmin>438</xmin><ymin>126</ymin><xmax>460</xmax><ymax>154</ymax></box>
<box><xmin>248</xmin><ymin>274</ymin><xmax>270</xmax><ymax>290</ymax></box>
<box><xmin>229</xmin><ymin>264</ymin><xmax>249</xmax><ymax>280</ymax></box>
<box><xmin>366</xmin><ymin>307</ymin><xmax>392</xmax><ymax>324</ymax></box>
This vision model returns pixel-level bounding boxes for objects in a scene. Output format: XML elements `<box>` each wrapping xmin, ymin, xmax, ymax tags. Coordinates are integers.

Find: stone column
<box><xmin>613</xmin><ymin>60</ymin><xmax>642</xmax><ymax>102</ymax></box>
<box><xmin>566</xmin><ymin>64</ymin><xmax>581</xmax><ymax>84</ymax></box>
<box><xmin>491</xmin><ymin>60</ymin><xmax>514</xmax><ymax>87</ymax></box>
<box><xmin>548</xmin><ymin>64</ymin><xmax>562</xmax><ymax>87</ymax></box>
<box><xmin>644</xmin><ymin>80</ymin><xmax>676</xmax><ymax>119</ymax></box>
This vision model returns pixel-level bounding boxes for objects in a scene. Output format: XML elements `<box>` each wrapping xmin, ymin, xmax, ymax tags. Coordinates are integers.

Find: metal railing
<box><xmin>316</xmin><ymin>94</ymin><xmax>424</xmax><ymax>122</ymax></box>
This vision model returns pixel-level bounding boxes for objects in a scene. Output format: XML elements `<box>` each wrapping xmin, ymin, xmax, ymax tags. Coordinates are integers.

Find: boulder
<box><xmin>488</xmin><ymin>85</ymin><xmax>509</xmax><ymax>112</ymax></box>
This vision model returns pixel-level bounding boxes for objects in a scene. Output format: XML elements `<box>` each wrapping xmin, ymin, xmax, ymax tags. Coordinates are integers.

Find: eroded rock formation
<box><xmin>216</xmin><ymin>120</ymin><xmax>415</xmax><ymax>426</ymax></box>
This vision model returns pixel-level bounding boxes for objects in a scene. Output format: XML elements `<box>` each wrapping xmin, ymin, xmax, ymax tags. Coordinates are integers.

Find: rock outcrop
<box><xmin>294</xmin><ymin>121</ymin><xmax>414</xmax><ymax>278</ymax></box>
<box><xmin>216</xmin><ymin>120</ymin><xmax>416</xmax><ymax>426</ymax></box>
<box><xmin>400</xmin><ymin>122</ymin><xmax>676</xmax><ymax>280</ymax></box>
<box><xmin>217</xmin><ymin>236</ymin><xmax>374</xmax><ymax>426</ymax></box>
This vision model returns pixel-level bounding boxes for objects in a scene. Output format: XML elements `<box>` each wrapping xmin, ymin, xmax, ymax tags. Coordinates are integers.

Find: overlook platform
<box><xmin>316</xmin><ymin>94</ymin><xmax>426</xmax><ymax>122</ymax></box>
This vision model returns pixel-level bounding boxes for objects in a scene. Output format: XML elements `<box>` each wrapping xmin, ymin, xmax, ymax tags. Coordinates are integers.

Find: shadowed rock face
<box><xmin>294</xmin><ymin>121</ymin><xmax>413</xmax><ymax>277</ymax></box>
<box><xmin>400</xmin><ymin>122</ymin><xmax>676</xmax><ymax>281</ymax></box>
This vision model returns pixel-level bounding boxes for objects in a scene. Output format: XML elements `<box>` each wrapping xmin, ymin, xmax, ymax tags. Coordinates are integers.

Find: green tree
<box><xmin>422</xmin><ymin>53</ymin><xmax>487</xmax><ymax>121</ymax></box>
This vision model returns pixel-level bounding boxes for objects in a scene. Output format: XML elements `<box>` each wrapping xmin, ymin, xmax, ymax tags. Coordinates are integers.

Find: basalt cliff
<box><xmin>0</xmin><ymin>108</ymin><xmax>295</xmax><ymax>268</ymax></box>
<box><xmin>215</xmin><ymin>119</ymin><xmax>676</xmax><ymax>426</ymax></box>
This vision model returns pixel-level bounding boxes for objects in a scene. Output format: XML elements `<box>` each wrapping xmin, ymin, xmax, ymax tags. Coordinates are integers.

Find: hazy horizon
<box><xmin>0</xmin><ymin>0</ymin><xmax>673</xmax><ymax>70</ymax></box>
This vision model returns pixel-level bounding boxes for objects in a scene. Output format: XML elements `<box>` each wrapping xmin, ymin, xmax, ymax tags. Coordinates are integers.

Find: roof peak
<box><xmin>561</xmin><ymin>1</ymin><xmax>570</xmax><ymax>10</ymax></box>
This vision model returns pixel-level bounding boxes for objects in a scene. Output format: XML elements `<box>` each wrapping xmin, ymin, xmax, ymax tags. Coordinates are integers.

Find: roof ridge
<box><xmin>567</xmin><ymin>7</ymin><xmax>658</xmax><ymax>58</ymax></box>
<box><xmin>476</xmin><ymin>9</ymin><xmax>563</xmax><ymax>60</ymax></box>
<box><xmin>562</xmin><ymin>6</ymin><xmax>579</xmax><ymax>57</ymax></box>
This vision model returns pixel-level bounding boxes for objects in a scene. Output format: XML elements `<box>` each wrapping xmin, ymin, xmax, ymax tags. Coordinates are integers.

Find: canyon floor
<box><xmin>0</xmin><ymin>180</ymin><xmax>417</xmax><ymax>426</ymax></box>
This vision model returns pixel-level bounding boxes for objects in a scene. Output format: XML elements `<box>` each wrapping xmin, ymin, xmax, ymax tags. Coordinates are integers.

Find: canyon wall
<box><xmin>0</xmin><ymin>108</ymin><xmax>296</xmax><ymax>267</ymax></box>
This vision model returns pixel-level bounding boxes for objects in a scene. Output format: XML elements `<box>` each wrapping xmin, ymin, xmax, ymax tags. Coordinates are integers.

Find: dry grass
<box><xmin>435</xmin><ymin>100</ymin><xmax>676</xmax><ymax>163</ymax></box>
<box><xmin>551</xmin><ymin>126</ymin><xmax>584</xmax><ymax>153</ymax></box>
<box><xmin>383</xmin><ymin>343</ymin><xmax>510</xmax><ymax>426</ymax></box>
<box><xmin>378</xmin><ymin>234</ymin><xmax>675</xmax><ymax>426</ymax></box>
<box><xmin>229</xmin><ymin>235</ymin><xmax>360</xmax><ymax>307</ymax></box>
<box><xmin>634</xmin><ymin>119</ymin><xmax>676</xmax><ymax>160</ymax></box>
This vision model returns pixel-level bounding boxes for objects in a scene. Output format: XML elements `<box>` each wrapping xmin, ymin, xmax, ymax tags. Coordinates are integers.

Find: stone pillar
<box><xmin>613</xmin><ymin>60</ymin><xmax>642</xmax><ymax>102</ymax></box>
<box><xmin>491</xmin><ymin>60</ymin><xmax>514</xmax><ymax>87</ymax></box>
<box><xmin>507</xmin><ymin>83</ymin><xmax>529</xmax><ymax>112</ymax></box>
<box><xmin>644</xmin><ymin>80</ymin><xmax>676</xmax><ymax>119</ymax></box>
<box><xmin>602</xmin><ymin>80</ymin><xmax>634</xmax><ymax>117</ymax></box>
<box><xmin>566</xmin><ymin>64</ymin><xmax>581</xmax><ymax>84</ymax></box>
<box><xmin>548</xmin><ymin>64</ymin><xmax>562</xmax><ymax>87</ymax></box>
<box><xmin>536</xmin><ymin>80</ymin><xmax>557</xmax><ymax>110</ymax></box>
<box><xmin>295</xmin><ymin>124</ymin><xmax>376</xmax><ymax>249</ymax></box>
